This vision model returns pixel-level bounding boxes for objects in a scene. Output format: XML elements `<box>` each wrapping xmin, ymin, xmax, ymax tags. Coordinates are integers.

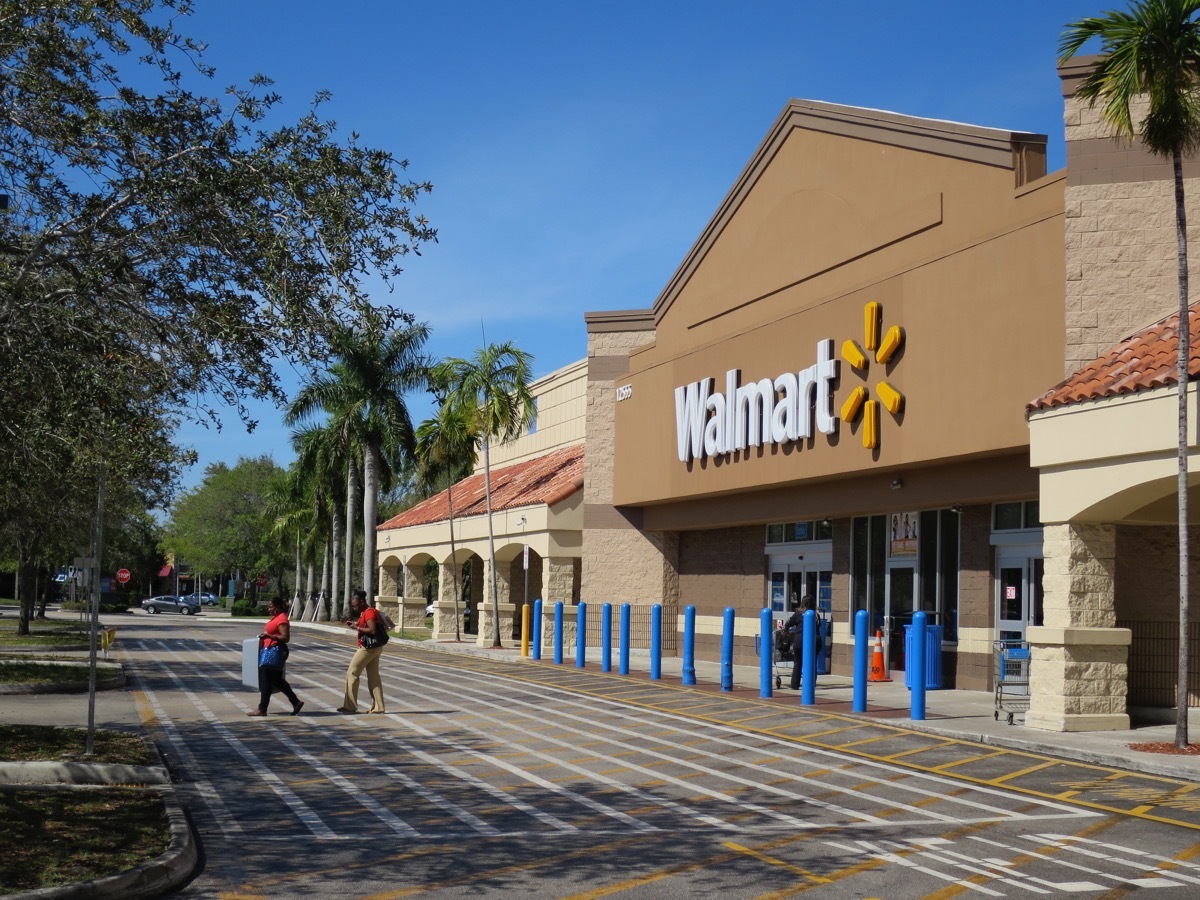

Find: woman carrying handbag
<box><xmin>248</xmin><ymin>596</ymin><xmax>304</xmax><ymax>717</ymax></box>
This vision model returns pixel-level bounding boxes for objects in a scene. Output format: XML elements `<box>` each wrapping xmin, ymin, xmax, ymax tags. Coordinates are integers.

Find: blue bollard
<box><xmin>911</xmin><ymin>611</ymin><xmax>927</xmax><ymax>720</ymax></box>
<box><xmin>650</xmin><ymin>604</ymin><xmax>662</xmax><ymax>679</ymax></box>
<box><xmin>576</xmin><ymin>601</ymin><xmax>587</xmax><ymax>668</ymax></box>
<box><xmin>532</xmin><ymin>599</ymin><xmax>543</xmax><ymax>661</ymax></box>
<box><xmin>853</xmin><ymin>609</ymin><xmax>868</xmax><ymax>712</ymax></box>
<box><xmin>682</xmin><ymin>605</ymin><xmax>696</xmax><ymax>685</ymax></box>
<box><xmin>721</xmin><ymin>607</ymin><xmax>735</xmax><ymax>691</ymax></box>
<box><xmin>554</xmin><ymin>601</ymin><xmax>564</xmax><ymax>665</ymax></box>
<box><xmin>759</xmin><ymin>608</ymin><xmax>773</xmax><ymax>698</ymax></box>
<box><xmin>601</xmin><ymin>603</ymin><xmax>612</xmax><ymax>673</ymax></box>
<box><xmin>619</xmin><ymin>603</ymin><xmax>631</xmax><ymax>675</ymax></box>
<box><xmin>801</xmin><ymin>609</ymin><xmax>817</xmax><ymax>706</ymax></box>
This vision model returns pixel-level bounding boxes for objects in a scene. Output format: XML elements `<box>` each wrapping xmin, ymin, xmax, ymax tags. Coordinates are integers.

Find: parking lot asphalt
<box><xmin>6</xmin><ymin>607</ymin><xmax>1200</xmax><ymax>899</ymax></box>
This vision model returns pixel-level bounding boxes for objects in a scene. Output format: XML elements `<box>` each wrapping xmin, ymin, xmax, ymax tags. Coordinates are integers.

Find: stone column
<box><xmin>397</xmin><ymin>561</ymin><xmax>425</xmax><ymax>630</ymax></box>
<box><xmin>542</xmin><ymin>556</ymin><xmax>579</xmax><ymax>605</ymax></box>
<box><xmin>435</xmin><ymin>559</ymin><xmax>463</xmax><ymax>641</ymax></box>
<box><xmin>1026</xmin><ymin>523</ymin><xmax>1132</xmax><ymax>732</ymax></box>
<box><xmin>476</xmin><ymin>558</ymin><xmax>518</xmax><ymax>647</ymax></box>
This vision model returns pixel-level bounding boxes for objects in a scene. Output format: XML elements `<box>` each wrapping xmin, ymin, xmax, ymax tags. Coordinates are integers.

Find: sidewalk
<box><xmin>360</xmin><ymin>628</ymin><xmax>1200</xmax><ymax>783</ymax></box>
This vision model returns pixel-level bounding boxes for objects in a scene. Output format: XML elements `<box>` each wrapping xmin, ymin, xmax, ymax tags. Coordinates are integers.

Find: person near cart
<box><xmin>785</xmin><ymin>594</ymin><xmax>819</xmax><ymax>690</ymax></box>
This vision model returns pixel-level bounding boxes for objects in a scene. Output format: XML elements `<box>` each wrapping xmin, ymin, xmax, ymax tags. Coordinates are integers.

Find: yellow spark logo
<box><xmin>840</xmin><ymin>302</ymin><xmax>904</xmax><ymax>449</ymax></box>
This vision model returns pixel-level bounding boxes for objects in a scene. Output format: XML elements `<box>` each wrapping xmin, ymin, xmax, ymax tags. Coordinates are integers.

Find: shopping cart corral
<box><xmin>993</xmin><ymin>639</ymin><xmax>1031</xmax><ymax>725</ymax></box>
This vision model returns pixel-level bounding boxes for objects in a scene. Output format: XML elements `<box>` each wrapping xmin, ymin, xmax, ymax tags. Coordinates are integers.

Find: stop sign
<box><xmin>255</xmin><ymin>574</ymin><xmax>268</xmax><ymax>588</ymax></box>
<box><xmin>116</xmin><ymin>568</ymin><xmax>130</xmax><ymax>584</ymax></box>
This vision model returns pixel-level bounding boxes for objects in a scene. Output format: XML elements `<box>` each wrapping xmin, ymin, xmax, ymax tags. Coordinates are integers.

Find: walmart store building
<box><xmin>579</xmin><ymin>57</ymin><xmax>1200</xmax><ymax>734</ymax></box>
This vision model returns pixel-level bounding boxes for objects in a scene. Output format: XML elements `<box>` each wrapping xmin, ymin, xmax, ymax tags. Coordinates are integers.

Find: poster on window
<box><xmin>889</xmin><ymin>512</ymin><xmax>918</xmax><ymax>557</ymax></box>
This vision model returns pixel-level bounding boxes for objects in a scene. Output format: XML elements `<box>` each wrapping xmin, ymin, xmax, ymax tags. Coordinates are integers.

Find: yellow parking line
<box><xmin>932</xmin><ymin>750</ymin><xmax>1007</xmax><ymax>771</ymax></box>
<box><xmin>989</xmin><ymin>759</ymin><xmax>1060</xmax><ymax>783</ymax></box>
<box><xmin>884</xmin><ymin>741</ymin><xmax>956</xmax><ymax>760</ymax></box>
<box><xmin>723</xmin><ymin>841</ymin><xmax>830</xmax><ymax>882</ymax></box>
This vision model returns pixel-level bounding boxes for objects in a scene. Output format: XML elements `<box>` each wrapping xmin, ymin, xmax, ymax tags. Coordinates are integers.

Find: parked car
<box><xmin>183</xmin><ymin>593</ymin><xmax>219</xmax><ymax>606</ymax></box>
<box><xmin>142</xmin><ymin>595</ymin><xmax>199</xmax><ymax>615</ymax></box>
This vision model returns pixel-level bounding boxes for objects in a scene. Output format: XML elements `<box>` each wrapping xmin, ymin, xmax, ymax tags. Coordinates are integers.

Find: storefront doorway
<box><xmin>768</xmin><ymin>551</ymin><xmax>832</xmax><ymax>621</ymax></box>
<box><xmin>996</xmin><ymin>549</ymin><xmax>1044</xmax><ymax>643</ymax></box>
<box><xmin>885</xmin><ymin>563</ymin><xmax>916</xmax><ymax>672</ymax></box>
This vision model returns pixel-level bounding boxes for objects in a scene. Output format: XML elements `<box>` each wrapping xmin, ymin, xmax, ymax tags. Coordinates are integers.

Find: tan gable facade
<box><xmin>586</xmin><ymin>99</ymin><xmax>1065</xmax><ymax>692</ymax></box>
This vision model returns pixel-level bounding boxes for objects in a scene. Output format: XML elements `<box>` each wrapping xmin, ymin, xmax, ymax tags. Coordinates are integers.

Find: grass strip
<box><xmin>0</xmin><ymin>661</ymin><xmax>118</xmax><ymax>685</ymax></box>
<box><xmin>0</xmin><ymin>724</ymin><xmax>156</xmax><ymax>765</ymax></box>
<box><xmin>0</xmin><ymin>788</ymin><xmax>167</xmax><ymax>894</ymax></box>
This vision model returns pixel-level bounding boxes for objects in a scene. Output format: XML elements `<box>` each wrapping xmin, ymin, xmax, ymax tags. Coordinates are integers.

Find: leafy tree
<box><xmin>286</xmin><ymin>324</ymin><xmax>430</xmax><ymax>613</ymax></box>
<box><xmin>0</xmin><ymin>0</ymin><xmax>435</xmax><ymax>627</ymax></box>
<box><xmin>164</xmin><ymin>456</ymin><xmax>289</xmax><ymax>594</ymax></box>
<box><xmin>1060</xmin><ymin>0</ymin><xmax>1200</xmax><ymax>746</ymax></box>
<box><xmin>435</xmin><ymin>342</ymin><xmax>534</xmax><ymax>647</ymax></box>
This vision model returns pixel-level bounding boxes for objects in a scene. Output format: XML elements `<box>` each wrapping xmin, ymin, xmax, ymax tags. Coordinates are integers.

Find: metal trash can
<box><xmin>903</xmin><ymin>623</ymin><xmax>943</xmax><ymax>689</ymax></box>
<box><xmin>242</xmin><ymin>637</ymin><xmax>259</xmax><ymax>689</ymax></box>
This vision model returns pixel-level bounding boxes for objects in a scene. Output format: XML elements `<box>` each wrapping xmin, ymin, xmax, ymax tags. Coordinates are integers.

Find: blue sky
<box><xmin>172</xmin><ymin>0</ymin><xmax>1098</xmax><ymax>497</ymax></box>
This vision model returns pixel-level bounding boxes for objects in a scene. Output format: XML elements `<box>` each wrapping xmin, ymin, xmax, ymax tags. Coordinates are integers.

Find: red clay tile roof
<box><xmin>378</xmin><ymin>444</ymin><xmax>584</xmax><ymax>531</ymax></box>
<box><xmin>1029</xmin><ymin>304</ymin><xmax>1200</xmax><ymax>412</ymax></box>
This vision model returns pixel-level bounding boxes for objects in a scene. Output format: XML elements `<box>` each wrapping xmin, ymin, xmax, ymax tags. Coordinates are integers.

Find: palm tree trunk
<box><xmin>447</xmin><ymin>479</ymin><xmax>462</xmax><ymax>642</ymax></box>
<box><xmin>330</xmin><ymin>503</ymin><xmax>342</xmax><ymax>622</ymax></box>
<box><xmin>343</xmin><ymin>461</ymin><xmax>357</xmax><ymax>620</ymax></box>
<box><xmin>1175</xmin><ymin>149</ymin><xmax>1192</xmax><ymax>749</ymax></box>
<box><xmin>317</xmin><ymin>538</ymin><xmax>331</xmax><ymax>621</ymax></box>
<box><xmin>481</xmin><ymin>435</ymin><xmax>502</xmax><ymax>647</ymax></box>
<box><xmin>291</xmin><ymin>534</ymin><xmax>303</xmax><ymax>618</ymax></box>
<box><xmin>362</xmin><ymin>443</ymin><xmax>379</xmax><ymax>603</ymax></box>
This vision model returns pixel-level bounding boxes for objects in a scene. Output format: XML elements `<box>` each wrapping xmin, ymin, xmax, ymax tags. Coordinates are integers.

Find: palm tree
<box><xmin>1060</xmin><ymin>0</ymin><xmax>1200</xmax><ymax>747</ymax></box>
<box><xmin>415</xmin><ymin>375</ymin><xmax>479</xmax><ymax>642</ymax></box>
<box><xmin>435</xmin><ymin>341</ymin><xmax>535</xmax><ymax>647</ymax></box>
<box><xmin>287</xmin><ymin>322</ymin><xmax>430</xmax><ymax>613</ymax></box>
<box><xmin>290</xmin><ymin>425</ymin><xmax>348</xmax><ymax>620</ymax></box>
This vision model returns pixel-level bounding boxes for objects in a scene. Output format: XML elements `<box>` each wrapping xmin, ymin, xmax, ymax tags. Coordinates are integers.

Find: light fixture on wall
<box><xmin>890</xmin><ymin>478</ymin><xmax>903</xmax><ymax>490</ymax></box>
<box><xmin>821</xmin><ymin>517</ymin><xmax>831</xmax><ymax>528</ymax></box>
<box><xmin>950</xmin><ymin>504</ymin><xmax>964</xmax><ymax>514</ymax></box>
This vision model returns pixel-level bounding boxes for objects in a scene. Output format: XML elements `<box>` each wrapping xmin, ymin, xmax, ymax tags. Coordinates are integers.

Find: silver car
<box><xmin>141</xmin><ymin>595</ymin><xmax>199</xmax><ymax>615</ymax></box>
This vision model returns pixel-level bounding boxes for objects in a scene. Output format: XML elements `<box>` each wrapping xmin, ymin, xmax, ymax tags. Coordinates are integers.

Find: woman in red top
<box><xmin>248</xmin><ymin>597</ymin><xmax>304</xmax><ymax>716</ymax></box>
<box><xmin>339</xmin><ymin>590</ymin><xmax>387</xmax><ymax>713</ymax></box>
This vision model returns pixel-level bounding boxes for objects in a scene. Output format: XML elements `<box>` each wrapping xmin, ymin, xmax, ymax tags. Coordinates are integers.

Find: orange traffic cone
<box><xmin>869</xmin><ymin>629</ymin><xmax>892</xmax><ymax>682</ymax></box>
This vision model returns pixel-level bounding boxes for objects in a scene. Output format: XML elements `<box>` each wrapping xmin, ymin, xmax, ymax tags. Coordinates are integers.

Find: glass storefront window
<box><xmin>766</xmin><ymin>520</ymin><xmax>831</xmax><ymax>544</ymax></box>
<box><xmin>993</xmin><ymin>500</ymin><xmax>1040</xmax><ymax>531</ymax></box>
<box><xmin>851</xmin><ymin>509</ymin><xmax>959</xmax><ymax>643</ymax></box>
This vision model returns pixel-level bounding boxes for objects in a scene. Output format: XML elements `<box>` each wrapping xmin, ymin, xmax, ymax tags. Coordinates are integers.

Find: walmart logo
<box><xmin>672</xmin><ymin>302</ymin><xmax>904</xmax><ymax>462</ymax></box>
<box><xmin>839</xmin><ymin>302</ymin><xmax>904</xmax><ymax>450</ymax></box>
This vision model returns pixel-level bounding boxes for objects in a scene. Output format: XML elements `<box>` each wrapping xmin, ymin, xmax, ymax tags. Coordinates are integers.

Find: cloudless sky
<box><xmin>170</xmin><ymin>0</ymin><xmax>1099</xmax><ymax>498</ymax></box>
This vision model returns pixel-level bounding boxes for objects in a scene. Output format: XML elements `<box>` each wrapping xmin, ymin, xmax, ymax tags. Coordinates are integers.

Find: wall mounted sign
<box><xmin>672</xmin><ymin>303</ymin><xmax>905</xmax><ymax>464</ymax></box>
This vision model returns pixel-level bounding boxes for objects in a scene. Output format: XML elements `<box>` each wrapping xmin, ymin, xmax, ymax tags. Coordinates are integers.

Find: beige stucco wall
<box><xmin>1063</xmin><ymin>78</ymin><xmax>1200</xmax><ymax>375</ymax></box>
<box><xmin>487</xmin><ymin>358</ymin><xmax>586</xmax><ymax>469</ymax></box>
<box><xmin>582</xmin><ymin>324</ymin><xmax>680</xmax><ymax>606</ymax></box>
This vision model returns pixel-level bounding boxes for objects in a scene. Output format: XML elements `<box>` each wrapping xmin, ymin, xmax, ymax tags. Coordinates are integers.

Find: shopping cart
<box><xmin>755</xmin><ymin>626</ymin><xmax>794</xmax><ymax>689</ymax></box>
<box><xmin>993</xmin><ymin>639</ymin><xmax>1031</xmax><ymax>725</ymax></box>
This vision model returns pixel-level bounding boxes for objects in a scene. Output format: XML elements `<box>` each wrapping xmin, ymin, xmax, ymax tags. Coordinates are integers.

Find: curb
<box><xmin>0</xmin><ymin>674</ymin><xmax>126</xmax><ymax>695</ymax></box>
<box><xmin>0</xmin><ymin>761</ymin><xmax>170</xmax><ymax>785</ymax></box>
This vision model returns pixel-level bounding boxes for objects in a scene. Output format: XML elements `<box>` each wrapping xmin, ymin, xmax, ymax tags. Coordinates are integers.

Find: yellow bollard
<box><xmin>100</xmin><ymin>627</ymin><xmax>117</xmax><ymax>658</ymax></box>
<box><xmin>521</xmin><ymin>603</ymin><xmax>531</xmax><ymax>657</ymax></box>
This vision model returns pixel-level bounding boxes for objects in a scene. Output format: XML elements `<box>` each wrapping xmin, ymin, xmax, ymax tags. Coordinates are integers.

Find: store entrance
<box><xmin>768</xmin><ymin>558</ymin><xmax>832</xmax><ymax>621</ymax></box>
<box><xmin>884</xmin><ymin>563</ymin><xmax>916</xmax><ymax>673</ymax></box>
<box><xmin>996</xmin><ymin>551</ymin><xmax>1044</xmax><ymax>643</ymax></box>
